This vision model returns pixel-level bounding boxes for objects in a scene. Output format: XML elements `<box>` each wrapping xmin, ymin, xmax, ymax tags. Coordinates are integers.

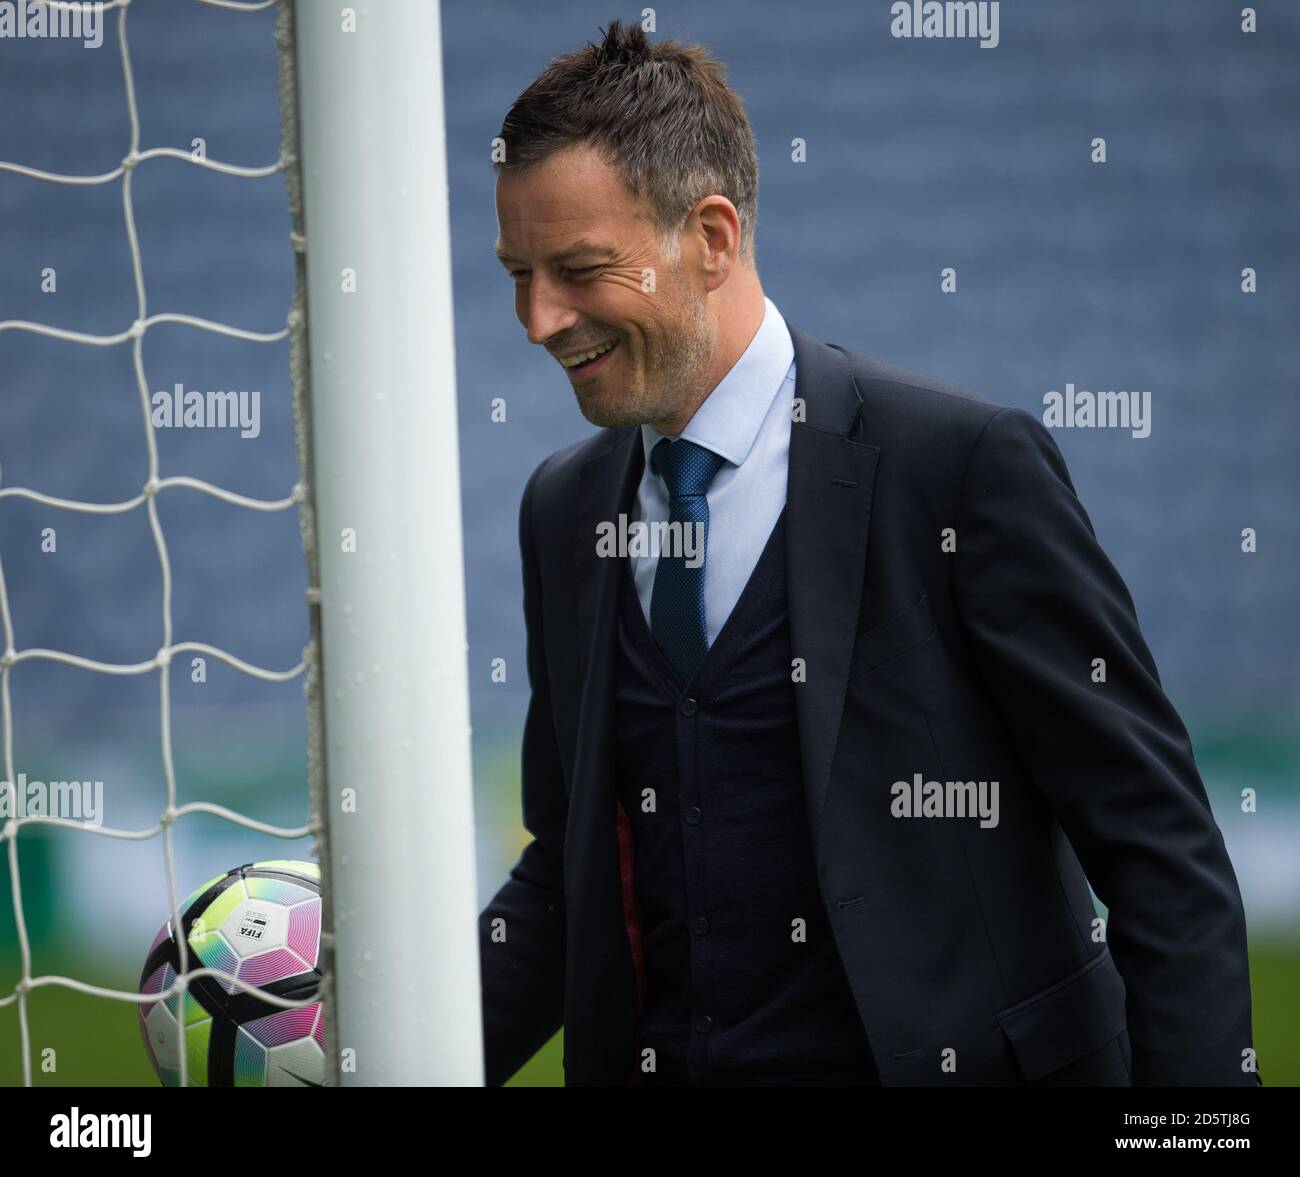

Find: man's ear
<box><xmin>690</xmin><ymin>196</ymin><xmax>742</xmax><ymax>291</ymax></box>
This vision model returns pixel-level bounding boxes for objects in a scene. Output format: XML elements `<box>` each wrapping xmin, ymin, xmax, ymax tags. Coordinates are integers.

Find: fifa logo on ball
<box><xmin>237</xmin><ymin>909</ymin><xmax>272</xmax><ymax>942</ymax></box>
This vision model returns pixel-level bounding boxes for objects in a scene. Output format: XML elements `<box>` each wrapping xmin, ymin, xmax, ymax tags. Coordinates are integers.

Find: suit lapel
<box><xmin>785</xmin><ymin>325</ymin><xmax>880</xmax><ymax>846</ymax></box>
<box><xmin>574</xmin><ymin>428</ymin><xmax>643</xmax><ymax>687</ymax></box>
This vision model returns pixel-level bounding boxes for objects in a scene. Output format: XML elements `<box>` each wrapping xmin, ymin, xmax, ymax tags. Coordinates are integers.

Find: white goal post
<box><xmin>287</xmin><ymin>0</ymin><xmax>482</xmax><ymax>1086</ymax></box>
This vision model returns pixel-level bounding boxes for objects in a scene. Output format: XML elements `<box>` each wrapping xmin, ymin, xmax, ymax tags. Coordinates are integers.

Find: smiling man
<box><xmin>477</xmin><ymin>20</ymin><xmax>1259</xmax><ymax>1088</ymax></box>
<box><xmin>492</xmin><ymin>121</ymin><xmax>757</xmax><ymax>439</ymax></box>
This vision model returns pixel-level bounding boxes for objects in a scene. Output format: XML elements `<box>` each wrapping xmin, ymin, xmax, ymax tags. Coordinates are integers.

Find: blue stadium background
<box><xmin>0</xmin><ymin>0</ymin><xmax>1296</xmax><ymax>1084</ymax></box>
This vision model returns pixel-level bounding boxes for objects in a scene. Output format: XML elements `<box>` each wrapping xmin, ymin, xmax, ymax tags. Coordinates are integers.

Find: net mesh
<box><xmin>0</xmin><ymin>0</ymin><xmax>330</xmax><ymax>1087</ymax></box>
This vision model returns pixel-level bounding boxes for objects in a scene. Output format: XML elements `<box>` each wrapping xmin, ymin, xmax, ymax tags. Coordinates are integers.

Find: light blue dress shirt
<box><xmin>632</xmin><ymin>295</ymin><xmax>797</xmax><ymax>648</ymax></box>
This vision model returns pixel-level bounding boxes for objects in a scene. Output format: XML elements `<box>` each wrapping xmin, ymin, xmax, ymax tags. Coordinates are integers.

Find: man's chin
<box><xmin>573</xmin><ymin>388</ymin><xmax>647</xmax><ymax>430</ymax></box>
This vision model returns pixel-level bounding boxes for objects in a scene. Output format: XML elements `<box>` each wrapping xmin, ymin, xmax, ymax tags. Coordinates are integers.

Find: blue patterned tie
<box><xmin>649</xmin><ymin>437</ymin><xmax>727</xmax><ymax>683</ymax></box>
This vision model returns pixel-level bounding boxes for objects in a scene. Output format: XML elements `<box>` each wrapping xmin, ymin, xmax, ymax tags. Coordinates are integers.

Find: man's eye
<box><xmin>565</xmin><ymin>266</ymin><xmax>601</xmax><ymax>278</ymax></box>
<box><xmin>507</xmin><ymin>270</ymin><xmax>529</xmax><ymax>282</ymax></box>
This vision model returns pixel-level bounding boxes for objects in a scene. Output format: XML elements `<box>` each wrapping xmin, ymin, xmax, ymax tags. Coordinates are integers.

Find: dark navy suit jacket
<box><xmin>478</xmin><ymin>322</ymin><xmax>1259</xmax><ymax>1087</ymax></box>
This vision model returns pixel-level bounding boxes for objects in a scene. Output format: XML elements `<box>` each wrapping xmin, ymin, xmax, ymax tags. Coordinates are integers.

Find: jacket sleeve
<box><xmin>953</xmin><ymin>406</ymin><xmax>1259</xmax><ymax>1087</ymax></box>
<box><xmin>478</xmin><ymin>460</ymin><xmax>568</xmax><ymax>1086</ymax></box>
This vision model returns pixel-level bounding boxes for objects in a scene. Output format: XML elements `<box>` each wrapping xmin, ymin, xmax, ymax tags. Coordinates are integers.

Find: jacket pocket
<box><xmin>848</xmin><ymin>593</ymin><xmax>936</xmax><ymax>679</ymax></box>
<box><xmin>995</xmin><ymin>947</ymin><xmax>1128</xmax><ymax>1081</ymax></box>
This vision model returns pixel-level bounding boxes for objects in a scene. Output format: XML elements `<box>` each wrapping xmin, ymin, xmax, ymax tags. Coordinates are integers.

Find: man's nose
<box><xmin>521</xmin><ymin>275</ymin><xmax>579</xmax><ymax>347</ymax></box>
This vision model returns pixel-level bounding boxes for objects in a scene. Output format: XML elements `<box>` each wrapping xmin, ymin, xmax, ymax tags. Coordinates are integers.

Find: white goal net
<box><xmin>0</xmin><ymin>0</ymin><xmax>480</xmax><ymax>1087</ymax></box>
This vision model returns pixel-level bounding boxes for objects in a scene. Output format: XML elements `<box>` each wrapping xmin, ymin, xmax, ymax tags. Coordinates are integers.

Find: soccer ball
<box><xmin>138</xmin><ymin>860</ymin><xmax>325</xmax><ymax>1087</ymax></box>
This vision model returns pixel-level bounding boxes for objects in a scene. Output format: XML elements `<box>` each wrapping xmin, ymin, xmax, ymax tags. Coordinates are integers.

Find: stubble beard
<box><xmin>575</xmin><ymin>295</ymin><xmax>717</xmax><ymax>431</ymax></box>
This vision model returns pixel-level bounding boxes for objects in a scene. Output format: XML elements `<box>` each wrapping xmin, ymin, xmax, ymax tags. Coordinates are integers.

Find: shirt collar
<box><xmin>640</xmin><ymin>295</ymin><xmax>794</xmax><ymax>474</ymax></box>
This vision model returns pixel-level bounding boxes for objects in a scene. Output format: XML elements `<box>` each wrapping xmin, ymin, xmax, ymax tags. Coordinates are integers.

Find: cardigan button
<box><xmin>694</xmin><ymin>1015</ymin><xmax>713</xmax><ymax>1034</ymax></box>
<box><xmin>679</xmin><ymin>696</ymin><xmax>698</xmax><ymax>716</ymax></box>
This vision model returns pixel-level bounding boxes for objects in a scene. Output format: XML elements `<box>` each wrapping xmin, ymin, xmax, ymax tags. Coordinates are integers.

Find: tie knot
<box><xmin>651</xmin><ymin>438</ymin><xmax>726</xmax><ymax>498</ymax></box>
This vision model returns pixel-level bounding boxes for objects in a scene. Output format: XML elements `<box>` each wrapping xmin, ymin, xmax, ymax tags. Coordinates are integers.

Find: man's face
<box><xmin>494</xmin><ymin>144</ymin><xmax>716</xmax><ymax>430</ymax></box>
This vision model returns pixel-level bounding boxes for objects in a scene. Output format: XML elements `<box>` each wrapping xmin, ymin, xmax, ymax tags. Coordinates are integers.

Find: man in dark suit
<box><xmin>479</xmin><ymin>20</ymin><xmax>1258</xmax><ymax>1087</ymax></box>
